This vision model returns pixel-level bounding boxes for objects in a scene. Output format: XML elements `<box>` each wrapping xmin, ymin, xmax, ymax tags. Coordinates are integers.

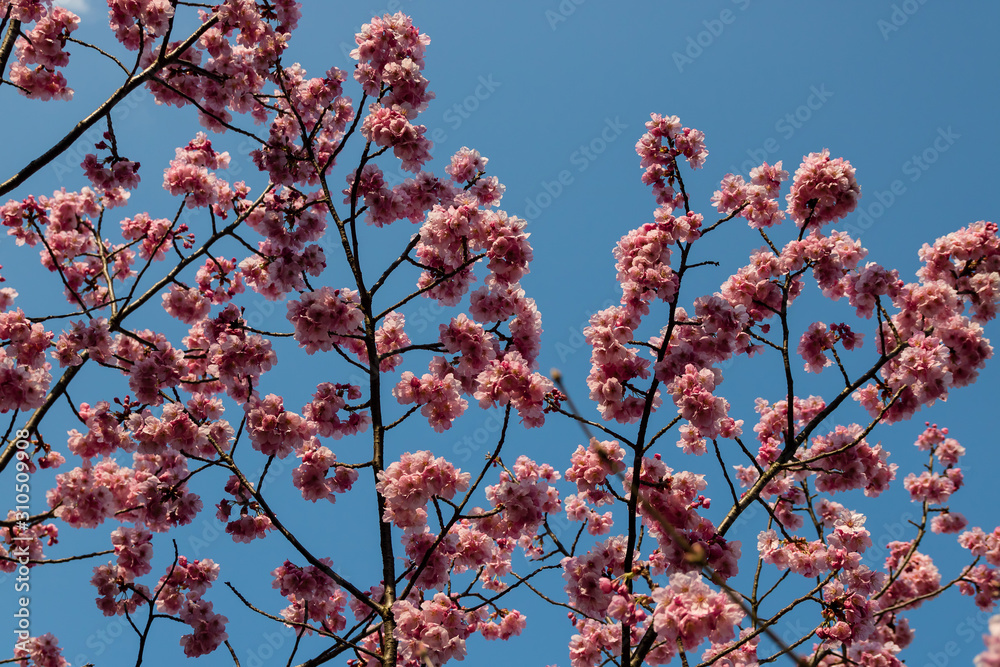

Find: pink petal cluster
<box><xmin>0</xmin><ymin>309</ymin><xmax>52</xmax><ymax>411</ymax></box>
<box><xmin>120</xmin><ymin>212</ymin><xmax>185</xmax><ymax>262</ymax></box>
<box><xmin>666</xmin><ymin>364</ymin><xmax>741</xmax><ymax>440</ymax></box>
<box><xmin>91</xmin><ymin>560</ymin><xmax>151</xmax><ymax>616</ymax></box>
<box><xmin>447</xmin><ymin>146</ymin><xmax>488</xmax><ymax>183</ymax></box>
<box><xmin>252</xmin><ymin>65</ymin><xmax>353</xmax><ymax>185</ymax></box>
<box><xmin>216</xmin><ymin>475</ymin><xmax>274</xmax><ymax>543</ymax></box>
<box><xmin>751</xmin><ymin>395</ymin><xmax>826</xmax><ymax>467</ymax></box>
<box><xmin>903</xmin><ymin>470</ymin><xmax>961</xmax><ymax>504</ymax></box>
<box><xmin>183</xmin><ymin>304</ymin><xmax>277</xmax><ymax>403</ymax></box>
<box><xmin>15</xmin><ymin>6</ymin><xmax>76</xmax><ymax>69</ymax></box>
<box><xmin>156</xmin><ymin>556</ymin><xmax>219</xmax><ymax>614</ymax></box>
<box><xmin>375</xmin><ymin>451</ymin><xmax>470</xmax><ymax>531</ymax></box>
<box><xmin>12</xmin><ymin>633</ymin><xmax>69</xmax><ymax>667</ymax></box>
<box><xmin>711</xmin><ymin>161</ymin><xmax>789</xmax><ymax>229</ymax></box>
<box><xmin>375</xmin><ymin>311</ymin><xmax>409</xmax><ymax>371</ymax></box>
<box><xmin>162</xmin><ymin>285</ymin><xmax>211</xmax><ymax>324</ymax></box>
<box><xmin>720</xmin><ymin>248</ymin><xmax>791</xmax><ymax>325</ymax></box>
<box><xmin>52</xmin><ymin>317</ymin><xmax>113</xmax><ymax>367</ymax></box>
<box><xmin>636</xmin><ymin>114</ymin><xmax>707</xmax><ymax>210</ymax></box>
<box><xmin>799</xmin><ymin>424</ymin><xmax>897</xmax><ymax>497</ymax></box>
<box><xmin>879</xmin><ymin>541</ymin><xmax>941</xmax><ymax>611</ymax></box>
<box><xmin>414</xmin><ymin>204</ymin><xmax>532</xmax><ymax>305</ymax></box>
<box><xmin>9</xmin><ymin>6</ymin><xmax>78</xmax><ymax>100</ymax></box>
<box><xmin>195</xmin><ymin>256</ymin><xmax>244</xmax><ymax>305</ymax></box>
<box><xmin>178</xmin><ymin>598</ymin><xmax>229</xmax><ymax>657</ymax></box>
<box><xmin>392</xmin><ymin>593</ymin><xmax>473</xmax><ymax>666</ymax></box>
<box><xmin>67</xmin><ymin>400</ymin><xmax>133</xmax><ymax>459</ymax></box>
<box><xmin>785</xmin><ymin>149</ymin><xmax>861</xmax><ymax>228</ymax></box>
<box><xmin>245</xmin><ymin>393</ymin><xmax>312</xmax><ymax>458</ymax></box>
<box><xmin>701</xmin><ymin>627</ymin><xmax>759</xmax><ymax>667</ymax></box>
<box><xmin>126</xmin><ymin>401</ymin><xmax>233</xmax><ymax>458</ymax></box>
<box><xmin>564</xmin><ymin>438</ymin><xmax>626</xmax><ymax>505</ymax></box>
<box><xmin>561</xmin><ymin>536</ymin><xmax>627</xmax><ymax>618</ymax></box>
<box><xmin>649</xmin><ymin>572</ymin><xmax>744</xmax><ymax>656</ymax></box>
<box><xmin>302</xmin><ymin>382</ymin><xmax>370</xmax><ymax>439</ymax></box>
<box><xmin>163</xmin><ymin>133</ymin><xmax>236</xmax><ymax>210</ymax></box>
<box><xmin>291</xmin><ymin>437</ymin><xmax>358</xmax><ymax>503</ymax></box>
<box><xmin>613</xmin><ymin>218</ymin><xmax>683</xmax><ymax>303</ymax></box>
<box><xmin>82</xmin><ymin>154</ymin><xmax>140</xmax><ymax>204</ymax></box>
<box><xmin>345</xmin><ymin>165</ymin><xmax>460</xmax><ymax>227</ymax></box>
<box><xmin>627</xmin><ymin>455</ymin><xmax>740</xmax><ymax>579</ymax></box>
<box><xmin>976</xmin><ymin>616</ymin><xmax>1000</xmax><ymax>667</ymax></box>
<box><xmin>844</xmin><ymin>262</ymin><xmax>903</xmax><ymax>318</ymax></box>
<box><xmin>127</xmin><ymin>451</ymin><xmax>204</xmax><ymax>531</ymax></box>
<box><xmin>438</xmin><ymin>313</ymin><xmax>498</xmax><ymax>391</ymax></box>
<box><xmin>918</xmin><ymin>220</ymin><xmax>1000</xmax><ymax>323</ymax></box>
<box><xmin>958</xmin><ymin>563</ymin><xmax>1000</xmax><ymax>611</ymax></box>
<box><xmin>959</xmin><ymin>527</ymin><xmax>1000</xmax><ymax>567</ymax></box>
<box><xmin>272</xmin><ymin>559</ymin><xmax>347</xmax><ymax>634</ymax></box>
<box><xmin>484</xmin><ymin>456</ymin><xmax>561</xmax><ymax>550</ymax></box>
<box><xmin>474</xmin><ymin>350</ymin><xmax>553</xmax><ymax>428</ymax></box>
<box><xmin>351</xmin><ymin>12</ymin><xmax>432</xmax><ymax>115</ymax></box>
<box><xmin>287</xmin><ymin>286</ymin><xmax>365</xmax><ymax>355</ymax></box>
<box><xmin>0</xmin><ymin>286</ymin><xmax>16</xmax><ymax>311</ymax></box>
<box><xmin>393</xmin><ymin>359</ymin><xmax>468</xmax><ymax>432</ymax></box>
<box><xmin>584</xmin><ymin>305</ymin><xmax>650</xmax><ymax>423</ymax></box>
<box><xmin>110</xmin><ymin>526</ymin><xmax>153</xmax><ymax>580</ymax></box>
<box><xmin>113</xmin><ymin>328</ymin><xmax>186</xmax><ymax>405</ymax></box>
<box><xmin>0</xmin><ymin>511</ymin><xmax>57</xmax><ymax>574</ymax></box>
<box><xmin>46</xmin><ymin>458</ymin><xmax>132</xmax><ymax>528</ymax></box>
<box><xmin>107</xmin><ymin>0</ymin><xmax>173</xmax><ymax>49</ymax></box>
<box><xmin>758</xmin><ymin>530</ymin><xmax>860</xmax><ymax>578</ymax></box>
<box><xmin>362</xmin><ymin>104</ymin><xmax>432</xmax><ymax>172</ymax></box>
<box><xmin>798</xmin><ymin>321</ymin><xmax>837</xmax><ymax>373</ymax></box>
<box><xmin>1</xmin><ymin>0</ymin><xmax>51</xmax><ymax>23</ymax></box>
<box><xmin>477</xmin><ymin>609</ymin><xmax>527</xmax><ymax>641</ymax></box>
<box><xmin>653</xmin><ymin>295</ymin><xmax>752</xmax><ymax>383</ymax></box>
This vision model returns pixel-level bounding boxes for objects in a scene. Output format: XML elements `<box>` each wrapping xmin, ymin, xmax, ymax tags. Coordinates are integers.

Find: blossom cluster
<box><xmin>5</xmin><ymin>5</ymin><xmax>1000</xmax><ymax>665</ymax></box>
<box><xmin>9</xmin><ymin>5</ymin><xmax>79</xmax><ymax>101</ymax></box>
<box><xmin>271</xmin><ymin>559</ymin><xmax>347</xmax><ymax>633</ymax></box>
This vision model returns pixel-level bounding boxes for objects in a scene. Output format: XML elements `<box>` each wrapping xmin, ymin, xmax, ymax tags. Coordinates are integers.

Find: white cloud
<box><xmin>56</xmin><ymin>0</ymin><xmax>90</xmax><ymax>13</ymax></box>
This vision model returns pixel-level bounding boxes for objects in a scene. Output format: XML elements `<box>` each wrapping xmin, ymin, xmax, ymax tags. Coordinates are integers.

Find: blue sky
<box><xmin>3</xmin><ymin>1</ymin><xmax>1000</xmax><ymax>665</ymax></box>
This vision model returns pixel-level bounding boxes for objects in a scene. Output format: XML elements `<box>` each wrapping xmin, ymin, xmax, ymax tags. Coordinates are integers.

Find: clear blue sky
<box><xmin>3</xmin><ymin>1</ymin><xmax>999</xmax><ymax>665</ymax></box>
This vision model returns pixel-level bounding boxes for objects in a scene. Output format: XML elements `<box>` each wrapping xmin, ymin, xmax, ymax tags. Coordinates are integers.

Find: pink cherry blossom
<box><xmin>394</xmin><ymin>360</ymin><xmax>468</xmax><ymax>432</ymax></box>
<box><xmin>12</xmin><ymin>633</ymin><xmax>69</xmax><ymax>667</ymax></box>
<box><xmin>287</xmin><ymin>286</ymin><xmax>365</xmax><ymax>355</ymax></box>
<box><xmin>650</xmin><ymin>571</ymin><xmax>744</xmax><ymax>653</ymax></box>
<box><xmin>785</xmin><ymin>149</ymin><xmax>860</xmax><ymax>228</ymax></box>
<box><xmin>376</xmin><ymin>451</ymin><xmax>470</xmax><ymax>531</ymax></box>
<box><xmin>977</xmin><ymin>615</ymin><xmax>1000</xmax><ymax>667</ymax></box>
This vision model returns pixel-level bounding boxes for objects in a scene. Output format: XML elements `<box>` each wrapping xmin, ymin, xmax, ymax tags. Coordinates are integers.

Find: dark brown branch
<box><xmin>0</xmin><ymin>14</ymin><xmax>220</xmax><ymax>198</ymax></box>
<box><xmin>0</xmin><ymin>17</ymin><xmax>20</xmax><ymax>82</ymax></box>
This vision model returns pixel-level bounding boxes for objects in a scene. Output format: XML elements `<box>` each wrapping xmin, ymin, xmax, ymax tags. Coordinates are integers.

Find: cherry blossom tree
<box><xmin>0</xmin><ymin>3</ymin><xmax>998</xmax><ymax>667</ymax></box>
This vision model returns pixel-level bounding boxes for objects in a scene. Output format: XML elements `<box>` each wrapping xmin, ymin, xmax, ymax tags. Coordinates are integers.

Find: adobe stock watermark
<box><xmin>918</xmin><ymin>609</ymin><xmax>995</xmax><ymax>667</ymax></box>
<box><xmin>727</xmin><ymin>84</ymin><xmax>834</xmax><ymax>177</ymax></box>
<box><xmin>672</xmin><ymin>0</ymin><xmax>752</xmax><ymax>74</ymax></box>
<box><xmin>451</xmin><ymin>412</ymin><xmax>507</xmax><ymax>464</ymax></box>
<box><xmin>860</xmin><ymin>511</ymin><xmax>916</xmax><ymax>568</ymax></box>
<box><xmin>838</xmin><ymin>126</ymin><xmax>959</xmax><ymax>239</ymax></box>
<box><xmin>380</xmin><ymin>73</ymin><xmax>501</xmax><ymax>188</ymax></box>
<box><xmin>544</xmin><ymin>0</ymin><xmax>587</xmax><ymax>31</ymax></box>
<box><xmin>877</xmin><ymin>0</ymin><xmax>932</xmax><ymax>41</ymax></box>
<box><xmin>10</xmin><ymin>429</ymin><xmax>33</xmax><ymax>653</ymax></box>
<box><xmin>552</xmin><ymin>297</ymin><xmax>618</xmax><ymax>364</ymax></box>
<box><xmin>243</xmin><ymin>627</ymin><xmax>299</xmax><ymax>667</ymax></box>
<box><xmin>522</xmin><ymin>117</ymin><xmax>628</xmax><ymax>222</ymax></box>
<box><xmin>70</xmin><ymin>616</ymin><xmax>132</xmax><ymax>666</ymax></box>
